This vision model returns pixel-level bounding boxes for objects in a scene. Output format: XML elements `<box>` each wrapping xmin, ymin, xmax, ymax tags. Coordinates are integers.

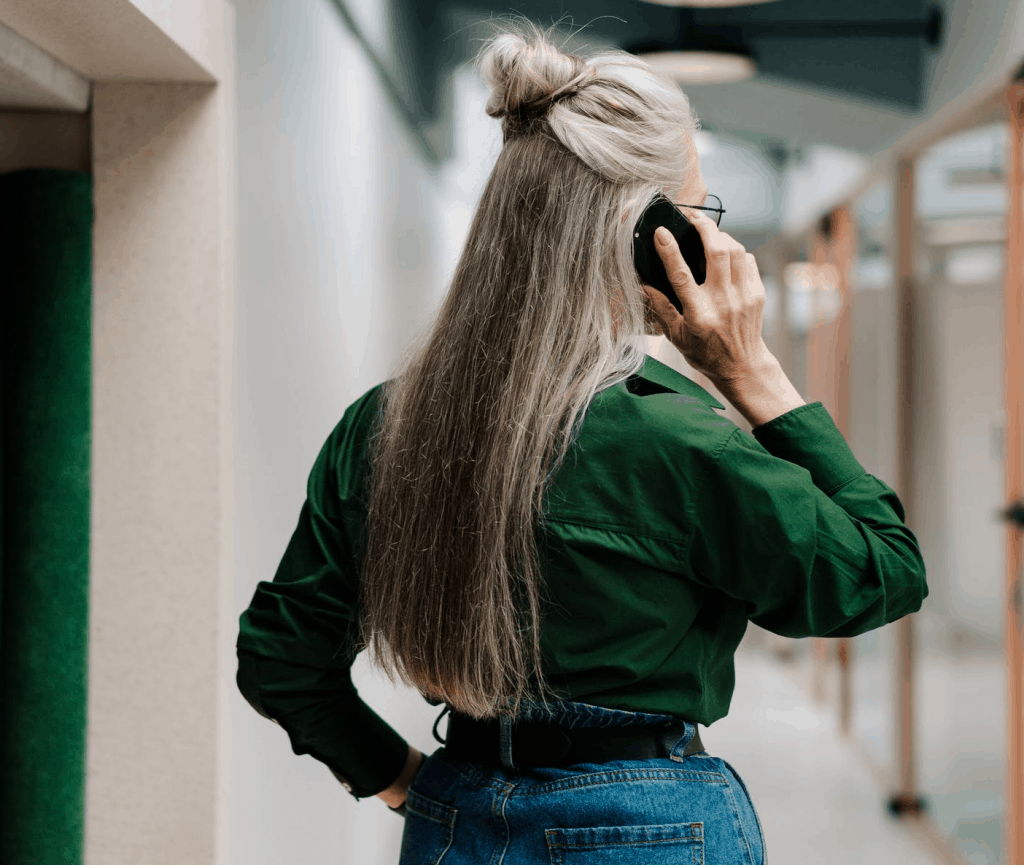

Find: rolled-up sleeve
<box><xmin>686</xmin><ymin>402</ymin><xmax>928</xmax><ymax>638</ymax></box>
<box><xmin>236</xmin><ymin>388</ymin><xmax>408</xmax><ymax>800</ymax></box>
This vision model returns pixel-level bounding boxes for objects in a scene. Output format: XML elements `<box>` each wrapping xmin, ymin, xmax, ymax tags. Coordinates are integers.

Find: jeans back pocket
<box><xmin>398</xmin><ymin>787</ymin><xmax>458</xmax><ymax>865</ymax></box>
<box><xmin>545</xmin><ymin>821</ymin><xmax>704</xmax><ymax>865</ymax></box>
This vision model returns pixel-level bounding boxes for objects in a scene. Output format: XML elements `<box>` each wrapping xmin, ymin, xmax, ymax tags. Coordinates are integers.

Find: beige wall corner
<box><xmin>0</xmin><ymin>0</ymin><xmax>220</xmax><ymax>83</ymax></box>
<box><xmin>87</xmin><ymin>2</ymin><xmax>237</xmax><ymax>864</ymax></box>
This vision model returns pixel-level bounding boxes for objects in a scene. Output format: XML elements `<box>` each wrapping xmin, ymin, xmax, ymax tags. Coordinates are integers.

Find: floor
<box><xmin>703</xmin><ymin>641</ymin><xmax>965</xmax><ymax>865</ymax></box>
<box><xmin>850</xmin><ymin>644</ymin><xmax>1006</xmax><ymax>865</ymax></box>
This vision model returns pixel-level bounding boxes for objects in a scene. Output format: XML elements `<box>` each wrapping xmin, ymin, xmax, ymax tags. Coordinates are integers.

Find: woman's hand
<box><xmin>641</xmin><ymin>211</ymin><xmax>772</xmax><ymax>390</ymax></box>
<box><xmin>376</xmin><ymin>744</ymin><xmax>425</xmax><ymax>810</ymax></box>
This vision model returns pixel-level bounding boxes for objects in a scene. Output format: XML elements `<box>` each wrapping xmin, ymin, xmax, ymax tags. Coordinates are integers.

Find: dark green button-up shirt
<box><xmin>236</xmin><ymin>354</ymin><xmax>928</xmax><ymax>800</ymax></box>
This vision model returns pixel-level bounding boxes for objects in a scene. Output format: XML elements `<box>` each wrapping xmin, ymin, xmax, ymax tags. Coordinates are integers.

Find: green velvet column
<box><xmin>0</xmin><ymin>168</ymin><xmax>92</xmax><ymax>865</ymax></box>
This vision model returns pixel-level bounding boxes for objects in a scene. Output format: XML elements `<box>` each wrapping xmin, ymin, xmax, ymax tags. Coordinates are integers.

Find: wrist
<box><xmin>712</xmin><ymin>354</ymin><xmax>806</xmax><ymax>429</ymax></box>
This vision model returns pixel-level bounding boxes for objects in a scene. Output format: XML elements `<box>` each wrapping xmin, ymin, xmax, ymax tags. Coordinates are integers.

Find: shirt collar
<box><xmin>638</xmin><ymin>354</ymin><xmax>726</xmax><ymax>410</ymax></box>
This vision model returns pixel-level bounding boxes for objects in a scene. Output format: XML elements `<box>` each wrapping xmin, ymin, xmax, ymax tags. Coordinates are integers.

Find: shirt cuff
<box><xmin>750</xmin><ymin>402</ymin><xmax>867</xmax><ymax>495</ymax></box>
<box><xmin>329</xmin><ymin>700</ymin><xmax>410</xmax><ymax>800</ymax></box>
<box><xmin>235</xmin><ymin>650</ymin><xmax>409</xmax><ymax>801</ymax></box>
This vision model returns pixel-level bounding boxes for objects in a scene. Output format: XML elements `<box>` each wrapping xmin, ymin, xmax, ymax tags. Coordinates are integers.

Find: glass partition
<box><xmin>846</xmin><ymin>180</ymin><xmax>899</xmax><ymax>774</ymax></box>
<box><xmin>909</xmin><ymin>120</ymin><xmax>1008</xmax><ymax>865</ymax></box>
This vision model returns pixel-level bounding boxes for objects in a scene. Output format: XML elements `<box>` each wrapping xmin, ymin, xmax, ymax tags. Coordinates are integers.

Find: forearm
<box><xmin>712</xmin><ymin>354</ymin><xmax>807</xmax><ymax>429</ymax></box>
<box><xmin>376</xmin><ymin>744</ymin><xmax>424</xmax><ymax>808</ymax></box>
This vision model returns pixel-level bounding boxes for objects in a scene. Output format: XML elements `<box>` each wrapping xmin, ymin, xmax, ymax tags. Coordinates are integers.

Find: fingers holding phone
<box><xmin>642</xmin><ymin>211</ymin><xmax>770</xmax><ymax>386</ymax></box>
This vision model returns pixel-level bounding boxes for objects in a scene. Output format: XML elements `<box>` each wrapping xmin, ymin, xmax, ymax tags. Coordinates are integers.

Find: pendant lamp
<box><xmin>641</xmin><ymin>49</ymin><xmax>756</xmax><ymax>84</ymax></box>
<box><xmin>627</xmin><ymin>7</ymin><xmax>759</xmax><ymax>84</ymax></box>
<box><xmin>641</xmin><ymin>0</ymin><xmax>779</xmax><ymax>5</ymax></box>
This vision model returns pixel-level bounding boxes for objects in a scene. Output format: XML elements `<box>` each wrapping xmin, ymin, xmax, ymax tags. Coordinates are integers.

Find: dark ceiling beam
<box><xmin>326</xmin><ymin>0</ymin><xmax>445</xmax><ymax>165</ymax></box>
<box><xmin>442</xmin><ymin>0</ymin><xmax>942</xmax><ymax>108</ymax></box>
<box><xmin>733</xmin><ymin>17</ymin><xmax>941</xmax><ymax>42</ymax></box>
<box><xmin>627</xmin><ymin>6</ymin><xmax>943</xmax><ymax>67</ymax></box>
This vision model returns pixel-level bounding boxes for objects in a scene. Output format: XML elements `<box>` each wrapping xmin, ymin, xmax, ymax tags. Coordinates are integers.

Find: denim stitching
<box><xmin>549</xmin><ymin>834</ymin><xmax>701</xmax><ymax>848</ymax></box>
<box><xmin>546</xmin><ymin>825</ymin><xmax>704</xmax><ymax>852</ymax></box>
<box><xmin>436</xmin><ymin>749</ymin><xmax>492</xmax><ymax>787</ymax></box>
<box><xmin>404</xmin><ymin>787</ymin><xmax>457</xmax><ymax>827</ymax></box>
<box><xmin>490</xmin><ymin>775</ymin><xmax>519</xmax><ymax>865</ymax></box>
<box><xmin>521</xmin><ymin>767</ymin><xmax>728</xmax><ymax>796</ymax></box>
<box><xmin>719</xmin><ymin>761</ymin><xmax>756</xmax><ymax>865</ymax></box>
<box><xmin>721</xmin><ymin>758</ymin><xmax>767</xmax><ymax>865</ymax></box>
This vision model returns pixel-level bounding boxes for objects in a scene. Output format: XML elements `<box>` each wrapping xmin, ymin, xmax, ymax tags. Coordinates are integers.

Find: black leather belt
<box><xmin>443</xmin><ymin>710</ymin><xmax>704</xmax><ymax>770</ymax></box>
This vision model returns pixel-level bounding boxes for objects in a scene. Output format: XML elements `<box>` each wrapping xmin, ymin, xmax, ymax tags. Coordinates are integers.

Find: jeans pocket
<box><xmin>545</xmin><ymin>822</ymin><xmax>704</xmax><ymax>865</ymax></box>
<box><xmin>398</xmin><ymin>787</ymin><xmax>458</xmax><ymax>865</ymax></box>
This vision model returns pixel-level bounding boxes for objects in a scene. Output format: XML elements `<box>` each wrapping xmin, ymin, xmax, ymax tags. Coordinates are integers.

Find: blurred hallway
<box><xmin>718</xmin><ymin>639</ymin><xmax>954</xmax><ymax>865</ymax></box>
<box><xmin>3</xmin><ymin>1</ymin><xmax>1024</xmax><ymax>864</ymax></box>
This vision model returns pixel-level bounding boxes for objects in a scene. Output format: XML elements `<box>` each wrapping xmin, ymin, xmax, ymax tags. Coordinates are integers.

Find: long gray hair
<box><xmin>359</xmin><ymin>17</ymin><xmax>702</xmax><ymax>720</ymax></box>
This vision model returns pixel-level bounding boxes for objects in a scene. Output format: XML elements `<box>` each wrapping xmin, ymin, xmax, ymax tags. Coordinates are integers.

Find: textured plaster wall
<box><xmin>89</xmin><ymin>75</ymin><xmax>237</xmax><ymax>865</ymax></box>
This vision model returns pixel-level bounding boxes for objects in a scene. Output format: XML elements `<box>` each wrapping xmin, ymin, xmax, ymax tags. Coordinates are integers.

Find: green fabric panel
<box><xmin>0</xmin><ymin>168</ymin><xmax>92</xmax><ymax>865</ymax></box>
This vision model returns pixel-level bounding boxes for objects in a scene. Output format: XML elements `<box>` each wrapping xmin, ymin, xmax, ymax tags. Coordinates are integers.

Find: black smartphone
<box><xmin>633</xmin><ymin>192</ymin><xmax>707</xmax><ymax>315</ymax></box>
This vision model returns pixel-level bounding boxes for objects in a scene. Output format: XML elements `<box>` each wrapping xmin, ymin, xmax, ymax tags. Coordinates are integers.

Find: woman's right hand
<box><xmin>641</xmin><ymin>211</ymin><xmax>773</xmax><ymax>389</ymax></box>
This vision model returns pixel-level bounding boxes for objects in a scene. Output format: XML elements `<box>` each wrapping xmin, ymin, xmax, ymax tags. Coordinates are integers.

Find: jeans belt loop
<box><xmin>498</xmin><ymin>714</ymin><xmax>517</xmax><ymax>770</ymax></box>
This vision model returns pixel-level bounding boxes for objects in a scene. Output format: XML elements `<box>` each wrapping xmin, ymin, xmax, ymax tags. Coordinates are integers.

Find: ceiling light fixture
<box><xmin>626</xmin><ymin>8</ymin><xmax>758</xmax><ymax>84</ymax></box>
<box><xmin>641</xmin><ymin>0</ymin><xmax>781</xmax><ymax>6</ymax></box>
<box><xmin>641</xmin><ymin>49</ymin><xmax>756</xmax><ymax>84</ymax></box>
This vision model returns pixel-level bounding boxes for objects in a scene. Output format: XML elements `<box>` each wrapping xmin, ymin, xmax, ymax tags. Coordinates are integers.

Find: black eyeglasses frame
<box><xmin>673</xmin><ymin>193</ymin><xmax>725</xmax><ymax>226</ymax></box>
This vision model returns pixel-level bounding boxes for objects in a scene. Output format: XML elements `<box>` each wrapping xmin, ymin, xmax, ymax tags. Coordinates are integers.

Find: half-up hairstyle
<box><xmin>358</xmin><ymin>16</ymin><xmax>702</xmax><ymax>720</ymax></box>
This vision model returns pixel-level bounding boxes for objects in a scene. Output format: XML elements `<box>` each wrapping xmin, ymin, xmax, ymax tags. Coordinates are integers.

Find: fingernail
<box><xmin>655</xmin><ymin>227</ymin><xmax>670</xmax><ymax>246</ymax></box>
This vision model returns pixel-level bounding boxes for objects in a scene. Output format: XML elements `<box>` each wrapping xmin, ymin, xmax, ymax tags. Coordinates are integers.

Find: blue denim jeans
<box><xmin>398</xmin><ymin>698</ymin><xmax>767</xmax><ymax>864</ymax></box>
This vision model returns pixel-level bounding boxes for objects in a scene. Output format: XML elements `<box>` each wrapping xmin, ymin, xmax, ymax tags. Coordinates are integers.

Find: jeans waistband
<box><xmin>432</xmin><ymin>697</ymin><xmax>702</xmax><ymax>771</ymax></box>
<box><xmin>432</xmin><ymin>697</ymin><xmax>686</xmax><ymax>743</ymax></box>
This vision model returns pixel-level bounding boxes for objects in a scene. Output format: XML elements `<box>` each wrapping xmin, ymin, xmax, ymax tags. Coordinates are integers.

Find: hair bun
<box><xmin>524</xmin><ymin>65</ymin><xmax>595</xmax><ymax>117</ymax></box>
<box><xmin>476</xmin><ymin>28</ymin><xmax>595</xmax><ymax>132</ymax></box>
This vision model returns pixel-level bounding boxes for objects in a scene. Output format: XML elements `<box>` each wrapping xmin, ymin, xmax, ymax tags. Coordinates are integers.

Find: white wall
<box><xmin>917</xmin><ymin>0</ymin><xmax>1024</xmax><ymax>150</ymax></box>
<box><xmin>231</xmin><ymin>1</ymin><xmax>457</xmax><ymax>862</ymax></box>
